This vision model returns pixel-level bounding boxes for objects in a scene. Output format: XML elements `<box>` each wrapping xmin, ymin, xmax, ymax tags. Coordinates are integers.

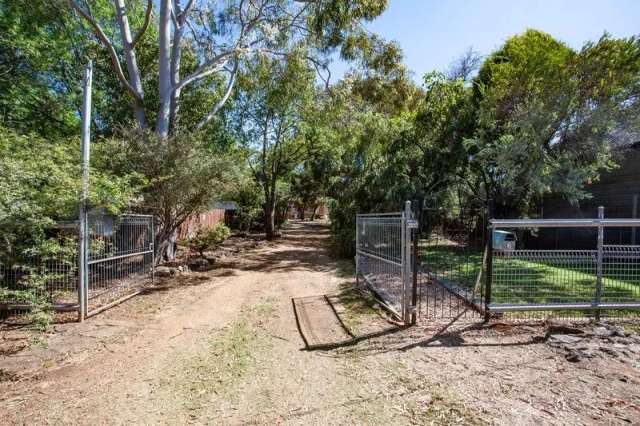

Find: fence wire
<box><xmin>489</xmin><ymin>222</ymin><xmax>640</xmax><ymax>320</ymax></box>
<box><xmin>359</xmin><ymin>203</ymin><xmax>640</xmax><ymax>324</ymax></box>
<box><xmin>356</xmin><ymin>213</ymin><xmax>405</xmax><ymax>318</ymax></box>
<box><xmin>1</xmin><ymin>213</ymin><xmax>154</xmax><ymax>321</ymax></box>
<box><xmin>417</xmin><ymin>208</ymin><xmax>486</xmax><ymax>320</ymax></box>
<box><xmin>86</xmin><ymin>214</ymin><xmax>154</xmax><ymax>315</ymax></box>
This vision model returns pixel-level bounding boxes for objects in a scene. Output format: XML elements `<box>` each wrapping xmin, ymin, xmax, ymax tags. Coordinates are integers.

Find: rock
<box><xmin>188</xmin><ymin>258</ymin><xmax>210</xmax><ymax>271</ymax></box>
<box><xmin>599</xmin><ymin>346</ymin><xmax>618</xmax><ymax>357</ymax></box>
<box><xmin>565</xmin><ymin>351</ymin><xmax>582</xmax><ymax>362</ymax></box>
<box><xmin>593</xmin><ymin>326</ymin><xmax>614</xmax><ymax>337</ymax></box>
<box><xmin>155</xmin><ymin>266</ymin><xmax>173</xmax><ymax>277</ymax></box>
<box><xmin>548</xmin><ymin>334</ymin><xmax>583</xmax><ymax>345</ymax></box>
<box><xmin>612</xmin><ymin>328</ymin><xmax>626</xmax><ymax>338</ymax></box>
<box><xmin>548</xmin><ymin>325</ymin><xmax>585</xmax><ymax>335</ymax></box>
<box><xmin>628</xmin><ymin>344</ymin><xmax>640</xmax><ymax>354</ymax></box>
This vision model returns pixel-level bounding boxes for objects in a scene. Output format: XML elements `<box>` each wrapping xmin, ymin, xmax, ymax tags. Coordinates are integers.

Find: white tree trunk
<box><xmin>169</xmin><ymin>24</ymin><xmax>183</xmax><ymax>130</ymax></box>
<box><xmin>114</xmin><ymin>0</ymin><xmax>146</xmax><ymax>127</ymax></box>
<box><xmin>156</xmin><ymin>0</ymin><xmax>173</xmax><ymax>139</ymax></box>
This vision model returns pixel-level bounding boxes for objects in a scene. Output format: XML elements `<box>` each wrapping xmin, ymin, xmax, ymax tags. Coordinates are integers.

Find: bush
<box><xmin>187</xmin><ymin>224</ymin><xmax>231</xmax><ymax>257</ymax></box>
<box><xmin>0</xmin><ymin>126</ymin><xmax>140</xmax><ymax>330</ymax></box>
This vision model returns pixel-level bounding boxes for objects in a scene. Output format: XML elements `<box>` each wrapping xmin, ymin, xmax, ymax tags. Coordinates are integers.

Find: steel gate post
<box><xmin>355</xmin><ymin>215</ymin><xmax>360</xmax><ymax>287</ymax></box>
<box><xmin>151</xmin><ymin>217</ymin><xmax>155</xmax><ymax>286</ymax></box>
<box><xmin>77</xmin><ymin>61</ymin><xmax>92</xmax><ymax>322</ymax></box>
<box><xmin>402</xmin><ymin>201</ymin><xmax>413</xmax><ymax>324</ymax></box>
<box><xmin>484</xmin><ymin>199</ymin><xmax>495</xmax><ymax>323</ymax></box>
<box><xmin>595</xmin><ymin>206</ymin><xmax>604</xmax><ymax>322</ymax></box>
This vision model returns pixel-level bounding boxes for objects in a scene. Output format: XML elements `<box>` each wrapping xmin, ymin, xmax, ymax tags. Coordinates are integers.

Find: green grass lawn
<box><xmin>422</xmin><ymin>245</ymin><xmax>640</xmax><ymax>306</ymax></box>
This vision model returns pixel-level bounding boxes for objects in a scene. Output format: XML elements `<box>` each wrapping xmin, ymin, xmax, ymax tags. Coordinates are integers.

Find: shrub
<box><xmin>187</xmin><ymin>224</ymin><xmax>231</xmax><ymax>257</ymax></box>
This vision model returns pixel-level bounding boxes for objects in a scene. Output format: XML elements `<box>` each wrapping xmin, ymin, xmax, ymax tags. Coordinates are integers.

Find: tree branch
<box><xmin>69</xmin><ymin>0</ymin><xmax>143</xmax><ymax>103</ymax></box>
<box><xmin>195</xmin><ymin>61</ymin><xmax>239</xmax><ymax>130</ymax></box>
<box><xmin>131</xmin><ymin>0</ymin><xmax>153</xmax><ymax>48</ymax></box>
<box><xmin>174</xmin><ymin>50</ymin><xmax>236</xmax><ymax>93</ymax></box>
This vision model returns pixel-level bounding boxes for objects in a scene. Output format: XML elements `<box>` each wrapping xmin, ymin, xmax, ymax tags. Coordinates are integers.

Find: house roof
<box><xmin>210</xmin><ymin>201</ymin><xmax>239</xmax><ymax>210</ymax></box>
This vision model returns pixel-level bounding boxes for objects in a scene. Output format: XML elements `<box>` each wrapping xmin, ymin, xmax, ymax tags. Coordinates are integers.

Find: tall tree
<box><xmin>466</xmin><ymin>30</ymin><xmax>640</xmax><ymax>215</ymax></box>
<box><xmin>66</xmin><ymin>0</ymin><xmax>389</xmax><ymax>138</ymax></box>
<box><xmin>233</xmin><ymin>51</ymin><xmax>315</xmax><ymax>239</ymax></box>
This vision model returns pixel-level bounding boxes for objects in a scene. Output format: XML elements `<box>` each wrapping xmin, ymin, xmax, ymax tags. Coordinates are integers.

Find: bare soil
<box><xmin>1</xmin><ymin>221</ymin><xmax>640</xmax><ymax>425</ymax></box>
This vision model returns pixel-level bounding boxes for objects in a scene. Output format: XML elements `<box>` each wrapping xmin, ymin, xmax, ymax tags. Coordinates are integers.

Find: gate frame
<box><xmin>489</xmin><ymin>211</ymin><xmax>640</xmax><ymax>315</ymax></box>
<box><xmin>79</xmin><ymin>213</ymin><xmax>155</xmax><ymax>319</ymax></box>
<box><xmin>355</xmin><ymin>201</ymin><xmax>417</xmax><ymax>324</ymax></box>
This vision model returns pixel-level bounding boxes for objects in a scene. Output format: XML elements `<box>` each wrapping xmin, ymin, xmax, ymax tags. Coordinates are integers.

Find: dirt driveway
<box><xmin>1</xmin><ymin>221</ymin><xmax>640</xmax><ymax>425</ymax></box>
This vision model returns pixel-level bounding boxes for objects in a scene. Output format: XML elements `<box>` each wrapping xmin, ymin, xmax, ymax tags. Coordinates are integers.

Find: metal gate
<box><xmin>355</xmin><ymin>202</ymin><xmax>415</xmax><ymax>323</ymax></box>
<box><xmin>357</xmin><ymin>201</ymin><xmax>640</xmax><ymax>324</ymax></box>
<box><xmin>83</xmin><ymin>213</ymin><xmax>154</xmax><ymax>317</ymax></box>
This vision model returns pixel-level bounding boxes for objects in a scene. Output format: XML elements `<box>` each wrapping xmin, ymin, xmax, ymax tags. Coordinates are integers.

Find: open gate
<box><xmin>356</xmin><ymin>201</ymin><xmax>485</xmax><ymax>324</ymax></box>
<box><xmin>355</xmin><ymin>202</ymin><xmax>417</xmax><ymax>323</ymax></box>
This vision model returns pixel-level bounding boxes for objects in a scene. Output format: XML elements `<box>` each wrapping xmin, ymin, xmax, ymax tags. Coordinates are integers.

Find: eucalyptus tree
<box><xmin>233</xmin><ymin>51</ymin><xmax>315</xmax><ymax>239</ymax></box>
<box><xmin>66</xmin><ymin>0</ymin><xmax>389</xmax><ymax>138</ymax></box>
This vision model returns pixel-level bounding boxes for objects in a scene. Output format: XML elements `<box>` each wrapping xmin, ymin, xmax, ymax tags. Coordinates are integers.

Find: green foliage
<box><xmin>0</xmin><ymin>125</ymin><xmax>140</xmax><ymax>328</ymax></box>
<box><xmin>186</xmin><ymin>224</ymin><xmax>231</xmax><ymax>258</ymax></box>
<box><xmin>233</xmin><ymin>50</ymin><xmax>317</xmax><ymax>239</ymax></box>
<box><xmin>328</xmin><ymin>30</ymin><xmax>640</xmax><ymax>257</ymax></box>
<box><xmin>224</xmin><ymin>177</ymin><xmax>265</xmax><ymax>232</ymax></box>
<box><xmin>467</xmin><ymin>30</ymin><xmax>640</xmax><ymax>214</ymax></box>
<box><xmin>0</xmin><ymin>1</ymin><xmax>81</xmax><ymax>137</ymax></box>
<box><xmin>0</xmin><ymin>126</ymin><xmax>139</xmax><ymax>262</ymax></box>
<box><xmin>96</xmin><ymin>126</ymin><xmax>237</xmax><ymax>258</ymax></box>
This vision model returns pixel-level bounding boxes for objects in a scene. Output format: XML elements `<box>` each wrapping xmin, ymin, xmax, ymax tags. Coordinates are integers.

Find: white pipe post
<box><xmin>595</xmin><ymin>206</ymin><xmax>604</xmax><ymax>322</ymax></box>
<box><xmin>403</xmin><ymin>200</ymin><xmax>412</xmax><ymax>323</ymax></box>
<box><xmin>78</xmin><ymin>60</ymin><xmax>93</xmax><ymax>322</ymax></box>
<box><xmin>632</xmin><ymin>194</ymin><xmax>638</xmax><ymax>245</ymax></box>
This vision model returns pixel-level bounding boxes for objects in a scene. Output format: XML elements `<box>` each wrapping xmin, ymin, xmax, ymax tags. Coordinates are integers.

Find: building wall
<box><xmin>528</xmin><ymin>146</ymin><xmax>640</xmax><ymax>249</ymax></box>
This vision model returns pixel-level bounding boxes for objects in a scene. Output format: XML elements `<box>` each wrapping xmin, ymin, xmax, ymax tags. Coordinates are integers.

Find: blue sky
<box><xmin>331</xmin><ymin>0</ymin><xmax>640</xmax><ymax>84</ymax></box>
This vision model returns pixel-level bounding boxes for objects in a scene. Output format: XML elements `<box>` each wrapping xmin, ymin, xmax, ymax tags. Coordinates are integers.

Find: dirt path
<box><xmin>2</xmin><ymin>221</ymin><xmax>640</xmax><ymax>425</ymax></box>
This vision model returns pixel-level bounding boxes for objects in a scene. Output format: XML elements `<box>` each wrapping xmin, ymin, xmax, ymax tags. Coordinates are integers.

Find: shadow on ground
<box><xmin>293</xmin><ymin>286</ymin><xmax>546</xmax><ymax>356</ymax></box>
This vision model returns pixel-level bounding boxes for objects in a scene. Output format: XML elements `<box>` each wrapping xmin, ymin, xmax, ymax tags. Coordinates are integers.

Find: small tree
<box><xmin>187</xmin><ymin>224</ymin><xmax>231</xmax><ymax>258</ymax></box>
<box><xmin>96</xmin><ymin>126</ymin><xmax>237</xmax><ymax>260</ymax></box>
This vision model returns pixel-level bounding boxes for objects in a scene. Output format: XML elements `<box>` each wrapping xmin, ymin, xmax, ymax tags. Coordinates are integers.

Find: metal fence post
<box><xmin>403</xmin><ymin>201</ymin><xmax>415</xmax><ymax>324</ymax></box>
<box><xmin>484</xmin><ymin>199</ymin><xmax>495</xmax><ymax>323</ymax></box>
<box><xmin>78</xmin><ymin>60</ymin><xmax>92</xmax><ymax>322</ymax></box>
<box><xmin>595</xmin><ymin>206</ymin><xmax>604</xmax><ymax>322</ymax></box>
<box><xmin>151</xmin><ymin>217</ymin><xmax>155</xmax><ymax>286</ymax></box>
<box><xmin>355</xmin><ymin>215</ymin><xmax>360</xmax><ymax>287</ymax></box>
<box><xmin>632</xmin><ymin>195</ymin><xmax>638</xmax><ymax>245</ymax></box>
<box><xmin>411</xmin><ymin>223</ymin><xmax>419</xmax><ymax>325</ymax></box>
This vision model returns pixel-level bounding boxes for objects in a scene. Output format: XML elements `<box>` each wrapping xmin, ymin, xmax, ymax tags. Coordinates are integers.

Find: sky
<box><xmin>331</xmin><ymin>0</ymin><xmax>640</xmax><ymax>84</ymax></box>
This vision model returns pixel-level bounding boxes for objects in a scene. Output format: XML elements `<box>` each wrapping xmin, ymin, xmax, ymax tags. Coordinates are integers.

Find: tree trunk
<box><xmin>114</xmin><ymin>0</ymin><xmax>146</xmax><ymax>127</ymax></box>
<box><xmin>264</xmin><ymin>196</ymin><xmax>277</xmax><ymax>240</ymax></box>
<box><xmin>311</xmin><ymin>204</ymin><xmax>318</xmax><ymax>221</ymax></box>
<box><xmin>156</xmin><ymin>0</ymin><xmax>172</xmax><ymax>139</ymax></box>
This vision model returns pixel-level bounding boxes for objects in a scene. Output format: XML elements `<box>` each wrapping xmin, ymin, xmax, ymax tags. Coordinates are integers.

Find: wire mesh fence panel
<box><xmin>86</xmin><ymin>214</ymin><xmax>154</xmax><ymax>315</ymax></box>
<box><xmin>489</xmin><ymin>219</ymin><xmax>640</xmax><ymax>321</ymax></box>
<box><xmin>1</xmin><ymin>238</ymin><xmax>79</xmax><ymax>319</ymax></box>
<box><xmin>356</xmin><ymin>213</ymin><xmax>405</xmax><ymax>319</ymax></box>
<box><xmin>601</xmin><ymin>242</ymin><xmax>640</xmax><ymax>319</ymax></box>
<box><xmin>417</xmin><ymin>207</ymin><xmax>486</xmax><ymax>320</ymax></box>
<box><xmin>1</xmin><ymin>257</ymin><xmax>77</xmax><ymax>317</ymax></box>
<box><xmin>1</xmin><ymin>213</ymin><xmax>154</xmax><ymax>322</ymax></box>
<box><xmin>492</xmin><ymin>250</ymin><xmax>598</xmax><ymax>305</ymax></box>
